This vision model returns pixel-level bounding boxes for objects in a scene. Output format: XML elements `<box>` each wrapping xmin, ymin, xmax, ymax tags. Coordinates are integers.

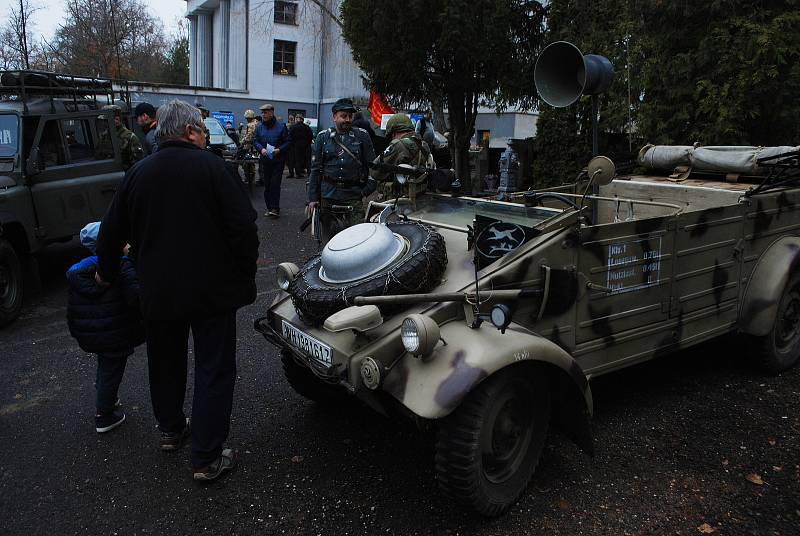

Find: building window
<box><xmin>274</xmin><ymin>1</ymin><xmax>297</xmax><ymax>25</ymax></box>
<box><xmin>273</xmin><ymin>40</ymin><xmax>296</xmax><ymax>76</ymax></box>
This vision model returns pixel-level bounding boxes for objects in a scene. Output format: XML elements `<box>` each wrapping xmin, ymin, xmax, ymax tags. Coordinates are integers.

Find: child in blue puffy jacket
<box><xmin>66</xmin><ymin>222</ymin><xmax>145</xmax><ymax>433</ymax></box>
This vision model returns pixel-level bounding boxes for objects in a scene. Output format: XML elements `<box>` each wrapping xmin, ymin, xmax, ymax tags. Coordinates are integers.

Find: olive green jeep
<box><xmin>257</xmin><ymin>144</ymin><xmax>800</xmax><ymax>516</ymax></box>
<box><xmin>0</xmin><ymin>71</ymin><xmax>131</xmax><ymax>326</ymax></box>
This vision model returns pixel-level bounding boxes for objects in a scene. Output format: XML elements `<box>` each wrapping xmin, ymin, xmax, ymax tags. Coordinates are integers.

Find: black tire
<box><xmin>435</xmin><ymin>368</ymin><xmax>550</xmax><ymax>517</ymax></box>
<box><xmin>289</xmin><ymin>221</ymin><xmax>447</xmax><ymax>324</ymax></box>
<box><xmin>0</xmin><ymin>239</ymin><xmax>23</xmax><ymax>328</ymax></box>
<box><xmin>752</xmin><ymin>272</ymin><xmax>800</xmax><ymax>374</ymax></box>
<box><xmin>280</xmin><ymin>350</ymin><xmax>349</xmax><ymax>404</ymax></box>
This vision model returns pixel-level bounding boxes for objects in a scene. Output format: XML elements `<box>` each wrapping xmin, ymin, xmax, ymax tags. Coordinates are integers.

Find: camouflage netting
<box><xmin>289</xmin><ymin>221</ymin><xmax>448</xmax><ymax>325</ymax></box>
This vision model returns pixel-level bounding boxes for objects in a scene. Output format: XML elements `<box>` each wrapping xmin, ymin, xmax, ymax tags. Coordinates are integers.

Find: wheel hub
<box><xmin>481</xmin><ymin>388</ymin><xmax>534</xmax><ymax>483</ymax></box>
<box><xmin>777</xmin><ymin>294</ymin><xmax>800</xmax><ymax>349</ymax></box>
<box><xmin>0</xmin><ymin>263</ymin><xmax>9</xmax><ymax>300</ymax></box>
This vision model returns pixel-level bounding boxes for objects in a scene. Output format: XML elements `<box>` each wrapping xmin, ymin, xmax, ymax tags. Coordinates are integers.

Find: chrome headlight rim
<box><xmin>400</xmin><ymin>314</ymin><xmax>440</xmax><ymax>357</ymax></box>
<box><xmin>276</xmin><ymin>262</ymin><xmax>301</xmax><ymax>291</ymax></box>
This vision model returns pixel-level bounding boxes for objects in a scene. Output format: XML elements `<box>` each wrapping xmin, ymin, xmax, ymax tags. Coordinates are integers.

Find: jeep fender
<box><xmin>739</xmin><ymin>236</ymin><xmax>800</xmax><ymax>337</ymax></box>
<box><xmin>382</xmin><ymin>320</ymin><xmax>594</xmax><ymax>454</ymax></box>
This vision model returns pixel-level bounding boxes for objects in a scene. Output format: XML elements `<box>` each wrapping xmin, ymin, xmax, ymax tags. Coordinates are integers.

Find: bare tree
<box><xmin>47</xmin><ymin>0</ymin><xmax>169</xmax><ymax>80</ymax></box>
<box><xmin>0</xmin><ymin>0</ymin><xmax>41</xmax><ymax>69</ymax></box>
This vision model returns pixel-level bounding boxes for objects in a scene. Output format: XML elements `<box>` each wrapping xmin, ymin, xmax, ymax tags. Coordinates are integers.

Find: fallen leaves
<box><xmin>745</xmin><ymin>473</ymin><xmax>764</xmax><ymax>485</ymax></box>
<box><xmin>697</xmin><ymin>523</ymin><xmax>717</xmax><ymax>534</ymax></box>
<box><xmin>291</xmin><ymin>455</ymin><xmax>304</xmax><ymax>463</ymax></box>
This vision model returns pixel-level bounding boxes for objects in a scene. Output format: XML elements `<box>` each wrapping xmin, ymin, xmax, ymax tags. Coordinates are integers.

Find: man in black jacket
<box><xmin>289</xmin><ymin>115</ymin><xmax>313</xmax><ymax>178</ymax></box>
<box><xmin>96</xmin><ymin>99</ymin><xmax>259</xmax><ymax>482</ymax></box>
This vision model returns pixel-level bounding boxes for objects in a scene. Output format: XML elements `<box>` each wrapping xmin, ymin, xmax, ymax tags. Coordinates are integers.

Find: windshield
<box><xmin>403</xmin><ymin>194</ymin><xmax>561</xmax><ymax>229</ymax></box>
<box><xmin>0</xmin><ymin>114</ymin><xmax>19</xmax><ymax>157</ymax></box>
<box><xmin>204</xmin><ymin>118</ymin><xmax>226</xmax><ymax>135</ymax></box>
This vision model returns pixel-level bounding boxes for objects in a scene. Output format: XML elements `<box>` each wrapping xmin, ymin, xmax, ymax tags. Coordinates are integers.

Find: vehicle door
<box><xmin>27</xmin><ymin>112</ymin><xmax>123</xmax><ymax>241</ymax></box>
<box><xmin>574</xmin><ymin>214</ymin><xmax>678</xmax><ymax>374</ymax></box>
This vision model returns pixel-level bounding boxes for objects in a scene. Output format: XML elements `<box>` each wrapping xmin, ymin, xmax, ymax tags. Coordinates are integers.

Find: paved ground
<box><xmin>1</xmin><ymin>177</ymin><xmax>798</xmax><ymax>535</ymax></box>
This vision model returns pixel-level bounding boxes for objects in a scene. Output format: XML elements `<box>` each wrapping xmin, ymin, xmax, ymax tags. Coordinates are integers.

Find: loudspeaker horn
<box><xmin>534</xmin><ymin>41</ymin><xmax>615</xmax><ymax>108</ymax></box>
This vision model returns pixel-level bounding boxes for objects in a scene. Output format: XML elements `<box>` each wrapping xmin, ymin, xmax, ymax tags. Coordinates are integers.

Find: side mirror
<box><xmin>26</xmin><ymin>146</ymin><xmax>42</xmax><ymax>176</ymax></box>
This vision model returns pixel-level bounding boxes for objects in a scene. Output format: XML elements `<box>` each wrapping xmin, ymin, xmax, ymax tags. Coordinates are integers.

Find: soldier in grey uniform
<box><xmin>307</xmin><ymin>98</ymin><xmax>376</xmax><ymax>242</ymax></box>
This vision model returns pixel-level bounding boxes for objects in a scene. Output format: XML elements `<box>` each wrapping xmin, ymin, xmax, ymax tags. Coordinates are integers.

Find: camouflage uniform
<box><xmin>97</xmin><ymin>105</ymin><xmax>144</xmax><ymax>170</ymax></box>
<box><xmin>372</xmin><ymin>114</ymin><xmax>434</xmax><ymax>202</ymax></box>
<box><xmin>241</xmin><ymin>112</ymin><xmax>259</xmax><ymax>184</ymax></box>
<box><xmin>116</xmin><ymin>124</ymin><xmax>143</xmax><ymax>170</ymax></box>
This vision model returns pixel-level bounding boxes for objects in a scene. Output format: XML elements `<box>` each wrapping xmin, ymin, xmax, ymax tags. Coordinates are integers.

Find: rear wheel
<box><xmin>435</xmin><ymin>368</ymin><xmax>550</xmax><ymax>517</ymax></box>
<box><xmin>0</xmin><ymin>239</ymin><xmax>23</xmax><ymax>328</ymax></box>
<box><xmin>753</xmin><ymin>272</ymin><xmax>800</xmax><ymax>373</ymax></box>
<box><xmin>280</xmin><ymin>350</ymin><xmax>349</xmax><ymax>404</ymax></box>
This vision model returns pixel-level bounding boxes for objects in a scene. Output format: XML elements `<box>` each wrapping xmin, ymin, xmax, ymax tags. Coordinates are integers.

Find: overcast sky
<box><xmin>0</xmin><ymin>0</ymin><xmax>187</xmax><ymax>39</ymax></box>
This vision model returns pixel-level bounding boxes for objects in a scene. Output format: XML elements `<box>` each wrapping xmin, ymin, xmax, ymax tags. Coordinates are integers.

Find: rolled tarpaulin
<box><xmin>638</xmin><ymin>144</ymin><xmax>800</xmax><ymax>176</ymax></box>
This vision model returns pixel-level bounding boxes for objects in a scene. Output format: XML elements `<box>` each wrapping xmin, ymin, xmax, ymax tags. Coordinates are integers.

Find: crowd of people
<box><xmin>66</xmin><ymin>97</ymin><xmax>438</xmax><ymax>483</ymax></box>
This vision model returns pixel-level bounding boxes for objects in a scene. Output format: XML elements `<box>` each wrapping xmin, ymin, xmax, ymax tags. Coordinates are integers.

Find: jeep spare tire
<box><xmin>289</xmin><ymin>221</ymin><xmax>447</xmax><ymax>324</ymax></box>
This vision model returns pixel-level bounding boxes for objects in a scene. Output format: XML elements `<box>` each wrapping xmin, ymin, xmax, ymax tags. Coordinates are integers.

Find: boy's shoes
<box><xmin>193</xmin><ymin>448</ymin><xmax>238</xmax><ymax>482</ymax></box>
<box><xmin>287</xmin><ymin>174</ymin><xmax>295</xmax><ymax>178</ymax></box>
<box><xmin>268</xmin><ymin>210</ymin><xmax>280</xmax><ymax>219</ymax></box>
<box><xmin>160</xmin><ymin>418</ymin><xmax>191</xmax><ymax>451</ymax></box>
<box><xmin>96</xmin><ymin>409</ymin><xmax>126</xmax><ymax>433</ymax></box>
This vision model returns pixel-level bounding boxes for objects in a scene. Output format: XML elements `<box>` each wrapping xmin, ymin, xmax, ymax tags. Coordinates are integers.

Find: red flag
<box><xmin>368</xmin><ymin>90</ymin><xmax>393</xmax><ymax>126</ymax></box>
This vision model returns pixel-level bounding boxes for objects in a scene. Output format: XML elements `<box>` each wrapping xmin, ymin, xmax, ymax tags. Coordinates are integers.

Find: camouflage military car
<box><xmin>256</xmin><ymin>147</ymin><xmax>800</xmax><ymax>516</ymax></box>
<box><xmin>0</xmin><ymin>71</ymin><xmax>130</xmax><ymax>326</ymax></box>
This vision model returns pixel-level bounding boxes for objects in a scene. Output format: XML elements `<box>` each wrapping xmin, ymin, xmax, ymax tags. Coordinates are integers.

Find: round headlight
<box><xmin>490</xmin><ymin>304</ymin><xmax>513</xmax><ymax>333</ymax></box>
<box><xmin>276</xmin><ymin>262</ymin><xmax>300</xmax><ymax>291</ymax></box>
<box><xmin>401</xmin><ymin>317</ymin><xmax>420</xmax><ymax>353</ymax></box>
<box><xmin>395</xmin><ymin>173</ymin><xmax>408</xmax><ymax>185</ymax></box>
<box><xmin>227</xmin><ymin>143</ymin><xmax>238</xmax><ymax>151</ymax></box>
<box><xmin>400</xmin><ymin>314</ymin><xmax>440</xmax><ymax>357</ymax></box>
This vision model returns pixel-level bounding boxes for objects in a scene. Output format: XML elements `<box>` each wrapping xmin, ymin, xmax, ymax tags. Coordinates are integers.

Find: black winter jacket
<box><xmin>66</xmin><ymin>256</ymin><xmax>145</xmax><ymax>357</ymax></box>
<box><xmin>96</xmin><ymin>139</ymin><xmax>259</xmax><ymax>320</ymax></box>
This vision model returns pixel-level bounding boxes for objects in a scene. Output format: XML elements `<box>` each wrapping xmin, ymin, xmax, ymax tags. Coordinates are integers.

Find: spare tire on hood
<box><xmin>289</xmin><ymin>221</ymin><xmax>447</xmax><ymax>324</ymax></box>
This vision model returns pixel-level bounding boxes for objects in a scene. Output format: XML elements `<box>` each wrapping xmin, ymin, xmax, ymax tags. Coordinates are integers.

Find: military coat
<box><xmin>308</xmin><ymin>127</ymin><xmax>376</xmax><ymax>202</ymax></box>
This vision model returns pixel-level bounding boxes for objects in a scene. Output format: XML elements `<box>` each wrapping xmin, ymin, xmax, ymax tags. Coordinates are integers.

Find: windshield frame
<box><xmin>401</xmin><ymin>193</ymin><xmax>563</xmax><ymax>232</ymax></box>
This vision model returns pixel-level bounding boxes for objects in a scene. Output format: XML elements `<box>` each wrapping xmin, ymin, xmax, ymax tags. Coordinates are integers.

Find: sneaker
<box><xmin>96</xmin><ymin>409</ymin><xmax>126</xmax><ymax>433</ymax></box>
<box><xmin>287</xmin><ymin>174</ymin><xmax>295</xmax><ymax>178</ymax></box>
<box><xmin>160</xmin><ymin>418</ymin><xmax>190</xmax><ymax>451</ymax></box>
<box><xmin>193</xmin><ymin>448</ymin><xmax>238</xmax><ymax>482</ymax></box>
<box><xmin>268</xmin><ymin>210</ymin><xmax>280</xmax><ymax>218</ymax></box>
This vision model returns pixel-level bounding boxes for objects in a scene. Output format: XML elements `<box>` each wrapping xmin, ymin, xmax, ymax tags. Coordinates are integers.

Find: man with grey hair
<box><xmin>96</xmin><ymin>99</ymin><xmax>259</xmax><ymax>482</ymax></box>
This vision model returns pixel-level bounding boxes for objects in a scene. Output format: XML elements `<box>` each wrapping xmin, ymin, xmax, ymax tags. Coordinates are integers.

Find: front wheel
<box><xmin>0</xmin><ymin>239</ymin><xmax>23</xmax><ymax>328</ymax></box>
<box><xmin>752</xmin><ymin>272</ymin><xmax>800</xmax><ymax>373</ymax></box>
<box><xmin>435</xmin><ymin>368</ymin><xmax>550</xmax><ymax>517</ymax></box>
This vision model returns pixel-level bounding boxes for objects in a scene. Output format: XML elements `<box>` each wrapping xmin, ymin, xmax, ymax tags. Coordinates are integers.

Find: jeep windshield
<box><xmin>0</xmin><ymin>114</ymin><xmax>19</xmax><ymax>158</ymax></box>
<box><xmin>401</xmin><ymin>194</ymin><xmax>562</xmax><ymax>230</ymax></box>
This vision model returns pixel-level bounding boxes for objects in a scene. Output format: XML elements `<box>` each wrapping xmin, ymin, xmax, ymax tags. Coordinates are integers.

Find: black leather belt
<box><xmin>322</xmin><ymin>176</ymin><xmax>359</xmax><ymax>189</ymax></box>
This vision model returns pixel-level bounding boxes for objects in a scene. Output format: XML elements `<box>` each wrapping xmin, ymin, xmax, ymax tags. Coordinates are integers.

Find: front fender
<box><xmin>382</xmin><ymin>320</ymin><xmax>591</xmax><ymax>420</ymax></box>
<box><xmin>739</xmin><ymin>237</ymin><xmax>800</xmax><ymax>336</ymax></box>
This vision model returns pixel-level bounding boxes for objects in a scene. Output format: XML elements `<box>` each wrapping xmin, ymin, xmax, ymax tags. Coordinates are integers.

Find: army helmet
<box><xmin>384</xmin><ymin>113</ymin><xmax>414</xmax><ymax>138</ymax></box>
<box><xmin>244</xmin><ymin>109</ymin><xmax>256</xmax><ymax>119</ymax></box>
<box><xmin>98</xmin><ymin>103</ymin><xmax>122</xmax><ymax>120</ymax></box>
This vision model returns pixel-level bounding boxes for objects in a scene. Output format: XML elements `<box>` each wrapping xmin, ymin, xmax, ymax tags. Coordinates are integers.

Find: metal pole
<box><xmin>591</xmin><ymin>94</ymin><xmax>599</xmax><ymax>224</ymax></box>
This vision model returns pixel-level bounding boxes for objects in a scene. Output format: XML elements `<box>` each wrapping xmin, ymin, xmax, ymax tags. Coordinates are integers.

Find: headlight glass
<box><xmin>227</xmin><ymin>143</ymin><xmax>238</xmax><ymax>151</ymax></box>
<box><xmin>401</xmin><ymin>317</ymin><xmax>420</xmax><ymax>353</ymax></box>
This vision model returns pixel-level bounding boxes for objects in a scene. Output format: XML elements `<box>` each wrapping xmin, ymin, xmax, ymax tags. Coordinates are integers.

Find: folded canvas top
<box><xmin>638</xmin><ymin>144</ymin><xmax>800</xmax><ymax>176</ymax></box>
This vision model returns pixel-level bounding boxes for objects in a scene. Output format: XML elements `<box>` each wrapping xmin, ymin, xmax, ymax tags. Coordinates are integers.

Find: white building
<box><xmin>179</xmin><ymin>0</ymin><xmax>536</xmax><ymax>143</ymax></box>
